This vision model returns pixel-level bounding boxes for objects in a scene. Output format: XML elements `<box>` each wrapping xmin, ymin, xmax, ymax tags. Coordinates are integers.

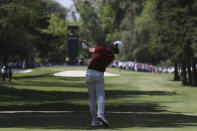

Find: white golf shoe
<box><xmin>96</xmin><ymin>115</ymin><xmax>109</xmax><ymax>127</ymax></box>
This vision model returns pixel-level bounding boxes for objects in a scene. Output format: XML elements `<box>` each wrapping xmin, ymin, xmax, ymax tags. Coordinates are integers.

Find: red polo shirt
<box><xmin>88</xmin><ymin>46</ymin><xmax>114</xmax><ymax>72</ymax></box>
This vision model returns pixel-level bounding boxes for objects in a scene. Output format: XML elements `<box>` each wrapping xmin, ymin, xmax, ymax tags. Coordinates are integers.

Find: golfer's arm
<box><xmin>87</xmin><ymin>42</ymin><xmax>95</xmax><ymax>52</ymax></box>
<box><xmin>82</xmin><ymin>41</ymin><xmax>95</xmax><ymax>53</ymax></box>
<box><xmin>88</xmin><ymin>48</ymin><xmax>95</xmax><ymax>53</ymax></box>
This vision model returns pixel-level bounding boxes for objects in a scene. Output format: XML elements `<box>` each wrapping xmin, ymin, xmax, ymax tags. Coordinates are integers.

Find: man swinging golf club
<box><xmin>82</xmin><ymin>40</ymin><xmax>123</xmax><ymax>127</ymax></box>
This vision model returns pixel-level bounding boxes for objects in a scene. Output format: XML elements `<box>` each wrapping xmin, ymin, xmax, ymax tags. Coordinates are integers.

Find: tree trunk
<box><xmin>181</xmin><ymin>60</ymin><xmax>188</xmax><ymax>85</ymax></box>
<box><xmin>192</xmin><ymin>58</ymin><xmax>197</xmax><ymax>86</ymax></box>
<box><xmin>187</xmin><ymin>60</ymin><xmax>192</xmax><ymax>85</ymax></box>
<box><xmin>174</xmin><ymin>61</ymin><xmax>180</xmax><ymax>81</ymax></box>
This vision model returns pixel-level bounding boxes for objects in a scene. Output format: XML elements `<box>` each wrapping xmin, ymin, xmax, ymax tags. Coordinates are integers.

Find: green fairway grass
<box><xmin>0</xmin><ymin>66</ymin><xmax>197</xmax><ymax>131</ymax></box>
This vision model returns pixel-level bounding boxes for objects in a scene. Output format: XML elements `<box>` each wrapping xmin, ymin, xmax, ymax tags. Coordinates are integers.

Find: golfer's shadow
<box><xmin>0</xmin><ymin>111</ymin><xmax>197</xmax><ymax>129</ymax></box>
<box><xmin>0</xmin><ymin>87</ymin><xmax>197</xmax><ymax>129</ymax></box>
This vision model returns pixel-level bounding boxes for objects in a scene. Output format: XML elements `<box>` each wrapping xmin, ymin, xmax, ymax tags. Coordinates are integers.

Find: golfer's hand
<box><xmin>82</xmin><ymin>42</ymin><xmax>88</xmax><ymax>49</ymax></box>
<box><xmin>82</xmin><ymin>40</ymin><xmax>95</xmax><ymax>53</ymax></box>
<box><xmin>82</xmin><ymin>40</ymin><xmax>89</xmax><ymax>49</ymax></box>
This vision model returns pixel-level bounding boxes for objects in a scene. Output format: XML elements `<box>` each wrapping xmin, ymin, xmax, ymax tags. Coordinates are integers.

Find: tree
<box><xmin>150</xmin><ymin>0</ymin><xmax>197</xmax><ymax>85</ymax></box>
<box><xmin>0</xmin><ymin>0</ymin><xmax>44</xmax><ymax>65</ymax></box>
<box><xmin>38</xmin><ymin>12</ymin><xmax>68</xmax><ymax>63</ymax></box>
<box><xmin>0</xmin><ymin>0</ymin><xmax>69</xmax><ymax>66</ymax></box>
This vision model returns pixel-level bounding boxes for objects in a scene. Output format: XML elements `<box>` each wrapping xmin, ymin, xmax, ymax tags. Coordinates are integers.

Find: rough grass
<box><xmin>0</xmin><ymin>66</ymin><xmax>197</xmax><ymax>131</ymax></box>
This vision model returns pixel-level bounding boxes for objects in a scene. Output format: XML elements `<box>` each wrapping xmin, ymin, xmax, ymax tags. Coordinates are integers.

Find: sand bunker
<box><xmin>14</xmin><ymin>69</ymin><xmax>32</xmax><ymax>73</ymax></box>
<box><xmin>53</xmin><ymin>70</ymin><xmax>120</xmax><ymax>77</ymax></box>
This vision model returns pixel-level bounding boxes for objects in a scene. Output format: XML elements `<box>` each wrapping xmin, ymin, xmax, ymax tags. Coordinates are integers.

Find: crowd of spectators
<box><xmin>7</xmin><ymin>62</ymin><xmax>40</xmax><ymax>69</ymax></box>
<box><xmin>111</xmin><ymin>61</ymin><xmax>175</xmax><ymax>73</ymax></box>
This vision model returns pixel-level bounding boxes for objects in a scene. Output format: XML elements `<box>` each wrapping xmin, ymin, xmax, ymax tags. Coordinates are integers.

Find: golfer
<box><xmin>82</xmin><ymin>40</ymin><xmax>123</xmax><ymax>127</ymax></box>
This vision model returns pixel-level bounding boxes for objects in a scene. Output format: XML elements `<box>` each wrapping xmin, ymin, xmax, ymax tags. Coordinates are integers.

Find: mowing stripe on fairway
<box><xmin>0</xmin><ymin>111</ymin><xmax>197</xmax><ymax>116</ymax></box>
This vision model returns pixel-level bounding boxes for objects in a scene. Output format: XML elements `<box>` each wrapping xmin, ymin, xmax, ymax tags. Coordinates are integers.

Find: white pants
<box><xmin>86</xmin><ymin>69</ymin><xmax>105</xmax><ymax>121</ymax></box>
